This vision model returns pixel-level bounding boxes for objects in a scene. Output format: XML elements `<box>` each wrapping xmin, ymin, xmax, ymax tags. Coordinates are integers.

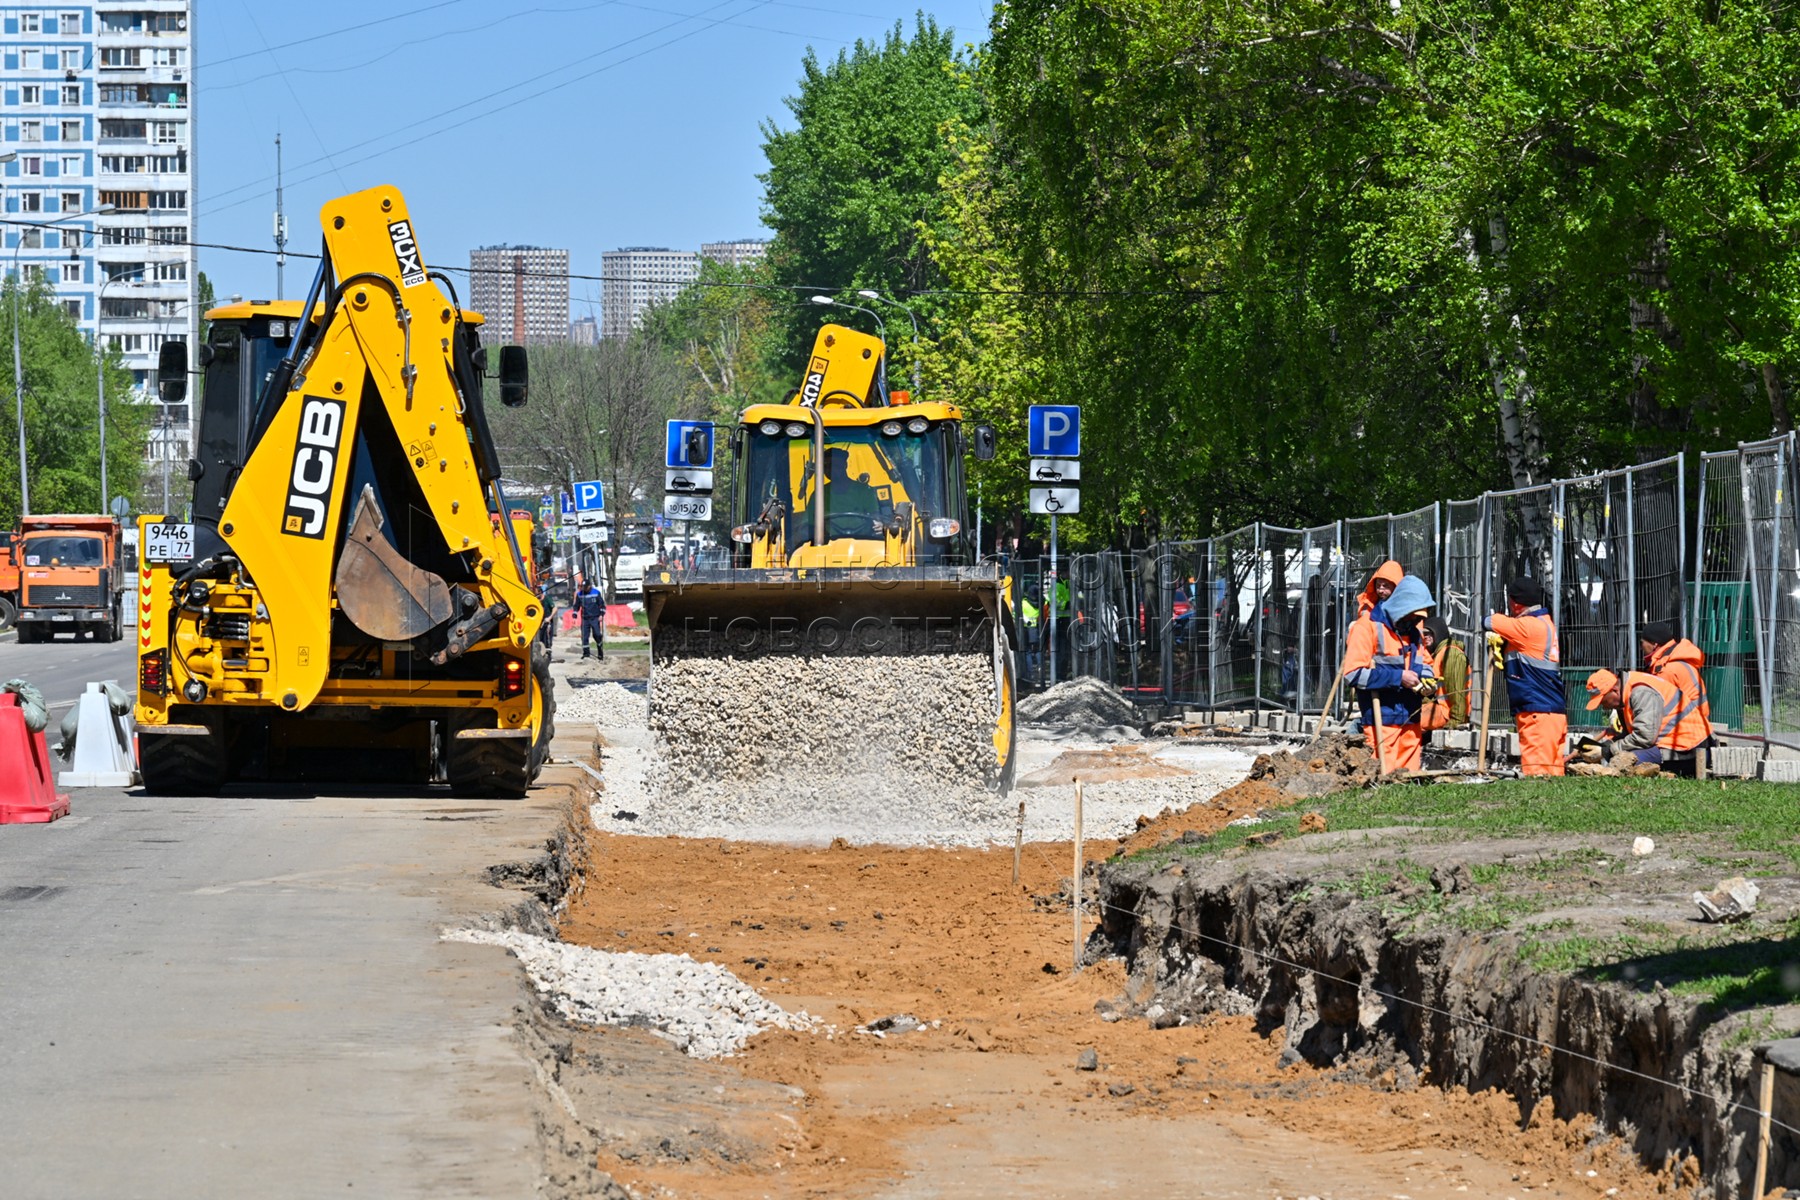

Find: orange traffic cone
<box><xmin>0</xmin><ymin>691</ymin><xmax>71</xmax><ymax>824</ymax></box>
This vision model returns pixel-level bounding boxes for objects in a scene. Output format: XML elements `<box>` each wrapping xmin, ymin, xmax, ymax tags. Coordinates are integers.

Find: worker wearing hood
<box><xmin>1357</xmin><ymin>560</ymin><xmax>1405</xmax><ymax>618</ymax></box>
<box><xmin>1639</xmin><ymin>619</ymin><xmax>1713</xmax><ymax>772</ymax></box>
<box><xmin>1342</xmin><ymin>574</ymin><xmax>1436</xmax><ymax>772</ymax></box>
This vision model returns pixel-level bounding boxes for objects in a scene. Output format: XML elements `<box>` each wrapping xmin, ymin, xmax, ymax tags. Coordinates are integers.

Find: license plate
<box><xmin>145</xmin><ymin>522</ymin><xmax>195</xmax><ymax>564</ymax></box>
<box><xmin>52</xmin><ymin>614</ymin><xmax>72</xmax><ymax>622</ymax></box>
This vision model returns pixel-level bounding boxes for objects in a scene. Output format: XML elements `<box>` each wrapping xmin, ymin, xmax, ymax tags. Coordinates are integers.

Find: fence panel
<box><xmin>1694</xmin><ymin>450</ymin><xmax>1756</xmax><ymax>735</ymax></box>
<box><xmin>1296</xmin><ymin>523</ymin><xmax>1342</xmax><ymax>714</ymax></box>
<box><xmin>1742</xmin><ymin>438</ymin><xmax>1800</xmax><ymax>742</ymax></box>
<box><xmin>1262</xmin><ymin>526</ymin><xmax>1308</xmax><ymax>709</ymax></box>
<box><xmin>1208</xmin><ymin>525</ymin><xmax>1260</xmax><ymax>707</ymax></box>
<box><xmin>1390</xmin><ymin>503</ymin><xmax>1440</xmax><ymax>594</ymax></box>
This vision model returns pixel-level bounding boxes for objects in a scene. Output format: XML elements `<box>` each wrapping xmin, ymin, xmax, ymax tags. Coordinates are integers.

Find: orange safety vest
<box><xmin>1621</xmin><ymin>670</ymin><xmax>1692</xmax><ymax>752</ymax></box>
<box><xmin>1648</xmin><ymin>640</ymin><xmax>1712</xmax><ymax>751</ymax></box>
<box><xmin>1419</xmin><ymin>642</ymin><xmax>1459</xmax><ymax>731</ymax></box>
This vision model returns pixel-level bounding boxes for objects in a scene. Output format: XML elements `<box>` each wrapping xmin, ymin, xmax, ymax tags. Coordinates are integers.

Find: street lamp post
<box><xmin>856</xmin><ymin>289</ymin><xmax>922</xmax><ymax>395</ymax></box>
<box><xmin>95</xmin><ymin>268</ymin><xmax>143</xmax><ymax>513</ymax></box>
<box><xmin>809</xmin><ymin>295</ymin><xmax>889</xmax><ymax>402</ymax></box>
<box><xmin>11</xmin><ymin>204</ymin><xmax>114</xmax><ymax>516</ymax></box>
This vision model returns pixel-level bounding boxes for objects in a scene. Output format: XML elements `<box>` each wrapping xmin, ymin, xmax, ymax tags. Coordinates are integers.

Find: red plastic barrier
<box><xmin>605</xmin><ymin>604</ymin><xmax>636</xmax><ymax>632</ymax></box>
<box><xmin>561</xmin><ymin>608</ymin><xmax>580</xmax><ymax>632</ymax></box>
<box><xmin>0</xmin><ymin>692</ymin><xmax>70</xmax><ymax>824</ymax></box>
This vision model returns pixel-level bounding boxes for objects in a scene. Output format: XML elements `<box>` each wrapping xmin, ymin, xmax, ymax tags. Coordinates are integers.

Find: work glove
<box><xmin>1485</xmin><ymin>633</ymin><xmax>1505</xmax><ymax>668</ymax></box>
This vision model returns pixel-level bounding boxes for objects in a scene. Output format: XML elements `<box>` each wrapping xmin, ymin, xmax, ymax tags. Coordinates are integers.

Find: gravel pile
<box><xmin>555</xmin><ymin>680</ymin><xmax>646</xmax><ymax>728</ymax></box>
<box><xmin>1018</xmin><ymin>677</ymin><xmax>1143</xmax><ymax>728</ymax></box>
<box><xmin>445</xmin><ymin>928</ymin><xmax>817</xmax><ymax>1059</ymax></box>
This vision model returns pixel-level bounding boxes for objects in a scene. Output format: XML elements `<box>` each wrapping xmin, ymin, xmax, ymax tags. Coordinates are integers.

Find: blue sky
<box><xmin>196</xmin><ymin>0</ymin><xmax>993</xmax><ymax>316</ymax></box>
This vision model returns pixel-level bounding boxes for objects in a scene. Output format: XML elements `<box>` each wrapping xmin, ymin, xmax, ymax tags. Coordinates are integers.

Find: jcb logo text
<box><xmin>282</xmin><ymin>397</ymin><xmax>346</xmax><ymax>539</ymax></box>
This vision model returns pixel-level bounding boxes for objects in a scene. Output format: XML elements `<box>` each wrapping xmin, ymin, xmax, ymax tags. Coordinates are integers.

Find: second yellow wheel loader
<box><xmin>134</xmin><ymin>185</ymin><xmax>552</xmax><ymax>796</ymax></box>
<box><xmin>645</xmin><ymin>323</ymin><xmax>1016</xmax><ymax>798</ymax></box>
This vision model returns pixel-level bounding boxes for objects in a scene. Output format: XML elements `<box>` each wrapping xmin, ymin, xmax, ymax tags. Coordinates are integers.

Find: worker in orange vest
<box><xmin>1342</xmin><ymin>574</ymin><xmax>1436</xmax><ymax>772</ymax></box>
<box><xmin>1637</xmin><ymin>619</ymin><xmax>1714</xmax><ymax>774</ymax></box>
<box><xmin>1585</xmin><ymin>667</ymin><xmax>1703</xmax><ymax>769</ymax></box>
<box><xmin>1483</xmin><ymin>577</ymin><xmax>1566</xmax><ymax>776</ymax></box>
<box><xmin>1356</xmin><ymin>560</ymin><xmax>1404</xmax><ymax>618</ymax></box>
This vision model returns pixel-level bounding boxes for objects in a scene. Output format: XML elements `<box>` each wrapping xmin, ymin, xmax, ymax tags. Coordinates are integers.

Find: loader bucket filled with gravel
<box><xmin>643</xmin><ymin>571</ymin><xmax>1016</xmax><ymax>836</ymax></box>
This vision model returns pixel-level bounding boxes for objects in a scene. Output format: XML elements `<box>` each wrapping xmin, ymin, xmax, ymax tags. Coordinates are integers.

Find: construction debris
<box><xmin>1693</xmin><ymin>876</ymin><xmax>1759</xmax><ymax>924</ymax></box>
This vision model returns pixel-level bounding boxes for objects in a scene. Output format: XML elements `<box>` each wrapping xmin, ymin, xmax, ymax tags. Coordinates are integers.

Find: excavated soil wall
<box><xmin>1096</xmin><ymin>862</ymin><xmax>1776</xmax><ymax>1198</ymax></box>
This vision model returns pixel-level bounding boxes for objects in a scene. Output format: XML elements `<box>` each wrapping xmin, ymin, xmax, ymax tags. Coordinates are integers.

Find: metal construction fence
<box><xmin>1009</xmin><ymin>434</ymin><xmax>1800</xmax><ymax>745</ymax></box>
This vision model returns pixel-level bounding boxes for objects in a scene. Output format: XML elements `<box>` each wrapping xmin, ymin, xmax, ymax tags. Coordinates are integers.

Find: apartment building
<box><xmin>600</xmin><ymin>246</ymin><xmax>698</xmax><ymax>339</ymax></box>
<box><xmin>2</xmin><ymin>2</ymin><xmax>198</xmax><ymax>492</ymax></box>
<box><xmin>700</xmin><ymin>238</ymin><xmax>768</xmax><ymax>268</ymax></box>
<box><xmin>468</xmin><ymin>244</ymin><xmax>569</xmax><ymax>345</ymax></box>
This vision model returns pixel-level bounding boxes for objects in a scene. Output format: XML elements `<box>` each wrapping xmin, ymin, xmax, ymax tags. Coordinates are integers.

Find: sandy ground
<box><xmin>558</xmin><ymin>821</ymin><xmax>1677</xmax><ymax>1199</ymax></box>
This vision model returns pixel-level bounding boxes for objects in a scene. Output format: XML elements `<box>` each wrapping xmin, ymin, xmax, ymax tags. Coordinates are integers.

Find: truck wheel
<box><xmin>528</xmin><ymin>645</ymin><xmax>555</xmax><ymax>783</ymax></box>
<box><xmin>140</xmin><ymin>728</ymin><xmax>227</xmax><ymax>795</ymax></box>
<box><xmin>16</xmin><ymin>623</ymin><xmax>38</xmax><ymax>644</ymax></box>
<box><xmin>0</xmin><ymin>597</ymin><xmax>15</xmax><ymax>631</ymax></box>
<box><xmin>446</xmin><ymin>735</ymin><xmax>531</xmax><ymax>798</ymax></box>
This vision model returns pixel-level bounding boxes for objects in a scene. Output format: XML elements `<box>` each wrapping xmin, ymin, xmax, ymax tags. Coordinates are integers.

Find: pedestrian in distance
<box><xmin>1342</xmin><ymin>574</ymin><xmax>1437</xmax><ymax>772</ymax></box>
<box><xmin>1639</xmin><ymin>619</ymin><xmax>1714</xmax><ymax>771</ymax></box>
<box><xmin>1584</xmin><ymin>666</ymin><xmax>1709</xmax><ymax>773</ymax></box>
<box><xmin>1418</xmin><ymin>615</ymin><xmax>1470</xmax><ymax>730</ymax></box>
<box><xmin>575</xmin><ymin>576</ymin><xmax>605</xmax><ymax>660</ymax></box>
<box><xmin>1483</xmin><ymin>577</ymin><xmax>1566</xmax><ymax>776</ymax></box>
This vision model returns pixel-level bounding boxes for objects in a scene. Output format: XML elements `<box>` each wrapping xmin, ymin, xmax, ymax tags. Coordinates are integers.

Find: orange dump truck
<box><xmin>8</xmin><ymin>515</ymin><xmax>125</xmax><ymax>643</ymax></box>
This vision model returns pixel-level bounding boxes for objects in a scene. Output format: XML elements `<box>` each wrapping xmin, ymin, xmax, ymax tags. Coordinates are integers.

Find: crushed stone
<box><xmin>445</xmin><ymin>927</ymin><xmax>817</xmax><ymax>1059</ymax></box>
<box><xmin>554</xmin><ymin>680</ymin><xmax>646</xmax><ymax>729</ymax></box>
<box><xmin>1017</xmin><ymin>677</ymin><xmax>1142</xmax><ymax>728</ymax></box>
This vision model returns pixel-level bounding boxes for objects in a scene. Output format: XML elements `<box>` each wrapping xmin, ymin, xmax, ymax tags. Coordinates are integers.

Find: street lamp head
<box><xmin>0</xmin><ymin>152</ymin><xmax>16</xmax><ymax>165</ymax></box>
<box><xmin>856</xmin><ymin>289</ymin><xmax>879</xmax><ymax>301</ymax></box>
<box><xmin>809</xmin><ymin>295</ymin><xmax>834</xmax><ymax>306</ymax></box>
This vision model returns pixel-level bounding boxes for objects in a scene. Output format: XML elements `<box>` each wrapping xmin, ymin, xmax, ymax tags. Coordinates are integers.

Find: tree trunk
<box><xmin>1627</xmin><ymin>230</ymin><xmax>1676</xmax><ymax>439</ymax></box>
<box><xmin>1462</xmin><ymin>220</ymin><xmax>1546</xmax><ymax>495</ymax></box>
<box><xmin>1764</xmin><ymin>363</ymin><xmax>1793</xmax><ymax>436</ymax></box>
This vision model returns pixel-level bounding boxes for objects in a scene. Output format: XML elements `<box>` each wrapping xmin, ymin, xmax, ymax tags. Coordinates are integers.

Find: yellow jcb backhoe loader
<box><xmin>644</xmin><ymin>323</ymin><xmax>1016</xmax><ymax>796</ymax></box>
<box><xmin>134</xmin><ymin>185</ymin><xmax>552</xmax><ymax>796</ymax></box>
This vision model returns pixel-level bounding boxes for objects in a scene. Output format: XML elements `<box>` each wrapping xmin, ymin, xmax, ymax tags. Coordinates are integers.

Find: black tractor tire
<box><xmin>446</xmin><ymin>734</ymin><xmax>532</xmax><ymax>798</ymax></box>
<box><xmin>0</xmin><ymin>596</ymin><xmax>15</xmax><ymax>631</ymax></box>
<box><xmin>15</xmin><ymin>623</ymin><xmax>39</xmax><ymax>644</ymax></box>
<box><xmin>528</xmin><ymin>644</ymin><xmax>555</xmax><ymax>783</ymax></box>
<box><xmin>140</xmin><ymin>729</ymin><xmax>227</xmax><ymax>795</ymax></box>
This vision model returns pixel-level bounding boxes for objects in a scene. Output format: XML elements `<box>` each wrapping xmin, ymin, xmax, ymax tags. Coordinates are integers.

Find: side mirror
<box><xmin>196</xmin><ymin>343</ymin><xmax>216</xmax><ymax>367</ymax></box>
<box><xmin>971</xmin><ymin>423</ymin><xmax>998</xmax><ymax>461</ymax></box>
<box><xmin>186</xmin><ymin>458</ymin><xmax>204</xmax><ymax>482</ymax></box>
<box><xmin>498</xmin><ymin>345</ymin><xmax>529</xmax><ymax>408</ymax></box>
<box><xmin>157</xmin><ymin>341</ymin><xmax>188</xmax><ymax>404</ymax></box>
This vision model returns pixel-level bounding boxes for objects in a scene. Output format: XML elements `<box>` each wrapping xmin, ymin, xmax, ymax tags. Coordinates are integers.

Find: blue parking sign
<box><xmin>1028</xmin><ymin>405</ymin><xmax>1081</xmax><ymax>458</ymax></box>
<box><xmin>666</xmin><ymin>420</ymin><xmax>714</xmax><ymax>469</ymax></box>
<box><xmin>574</xmin><ymin>480</ymin><xmax>605</xmax><ymax>511</ymax></box>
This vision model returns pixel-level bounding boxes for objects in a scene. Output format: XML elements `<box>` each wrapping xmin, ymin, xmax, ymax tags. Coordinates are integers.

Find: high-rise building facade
<box><xmin>701</xmin><ymin>238</ymin><xmax>768</xmax><ymax>268</ymax></box>
<box><xmin>568</xmin><ymin>314</ymin><xmax>597</xmax><ymax>346</ymax></box>
<box><xmin>3</xmin><ymin>3</ymin><xmax>199</xmax><ymax>495</ymax></box>
<box><xmin>468</xmin><ymin>245</ymin><xmax>569</xmax><ymax>345</ymax></box>
<box><xmin>600</xmin><ymin>246</ymin><xmax>697</xmax><ymax>339</ymax></box>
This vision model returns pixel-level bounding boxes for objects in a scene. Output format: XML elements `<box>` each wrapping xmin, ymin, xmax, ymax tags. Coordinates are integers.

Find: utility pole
<box><xmin>273</xmin><ymin>133</ymin><xmax>288</xmax><ymax>301</ymax></box>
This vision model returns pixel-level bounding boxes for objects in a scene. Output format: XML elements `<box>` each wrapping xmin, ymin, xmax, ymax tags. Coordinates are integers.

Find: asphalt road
<box><xmin>0</xmin><ymin>627</ymin><xmax>137</xmax><ymax>715</ymax></box>
<box><xmin>0</xmin><ymin>719</ymin><xmax>568</xmax><ymax>1196</ymax></box>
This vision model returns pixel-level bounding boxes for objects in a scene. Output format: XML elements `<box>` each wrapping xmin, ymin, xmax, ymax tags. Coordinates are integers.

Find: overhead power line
<box><xmin>0</xmin><ymin>217</ymin><xmax>1223</xmax><ymax>301</ymax></box>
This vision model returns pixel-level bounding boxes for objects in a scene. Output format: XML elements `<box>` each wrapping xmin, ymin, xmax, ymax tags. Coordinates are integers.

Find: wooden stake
<box><xmin>1012</xmin><ymin>794</ymin><xmax>1026</xmax><ymax>885</ymax></box>
<box><xmin>1368</xmin><ymin>691</ymin><xmax>1390</xmax><ymax>776</ymax></box>
<box><xmin>1476</xmin><ymin>655</ymin><xmax>1497</xmax><ymax>774</ymax></box>
<box><xmin>1754</xmin><ymin>1057</ymin><xmax>1775</xmax><ymax>1200</ymax></box>
<box><xmin>1072</xmin><ymin>778</ymin><xmax>1084</xmax><ymax>974</ymax></box>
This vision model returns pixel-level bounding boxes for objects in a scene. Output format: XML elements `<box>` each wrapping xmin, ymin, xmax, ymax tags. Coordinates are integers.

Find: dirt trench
<box><xmin>1094</xmin><ymin>857</ymin><xmax>1777</xmax><ymax>1198</ymax></box>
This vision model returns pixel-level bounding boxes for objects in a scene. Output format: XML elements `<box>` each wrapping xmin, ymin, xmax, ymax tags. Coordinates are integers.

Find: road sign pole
<box><xmin>1049</xmin><ymin>513</ymin><xmax>1059</xmax><ymax>685</ymax></box>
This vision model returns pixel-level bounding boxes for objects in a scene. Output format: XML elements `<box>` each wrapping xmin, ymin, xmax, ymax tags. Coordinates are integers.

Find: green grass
<box><xmin>1130</xmin><ymin>775</ymin><xmax>1800</xmax><ymax>1008</ymax></box>
<box><xmin>1317</xmin><ymin>776</ymin><xmax>1800</xmax><ymax>865</ymax></box>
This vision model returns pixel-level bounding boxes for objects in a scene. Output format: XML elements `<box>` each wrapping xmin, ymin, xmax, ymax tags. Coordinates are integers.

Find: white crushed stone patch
<box><xmin>445</xmin><ymin>927</ymin><xmax>818</xmax><ymax>1059</ymax></box>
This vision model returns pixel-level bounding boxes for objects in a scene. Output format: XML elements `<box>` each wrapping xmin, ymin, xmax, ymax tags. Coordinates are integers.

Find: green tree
<box><xmin>760</xmin><ymin>15</ymin><xmax>983</xmax><ymax>376</ymax></box>
<box><xmin>0</xmin><ymin>275</ymin><xmax>146</xmax><ymax>526</ymax></box>
<box><xmin>639</xmin><ymin>258</ymin><xmax>787</xmax><ymax>421</ymax></box>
